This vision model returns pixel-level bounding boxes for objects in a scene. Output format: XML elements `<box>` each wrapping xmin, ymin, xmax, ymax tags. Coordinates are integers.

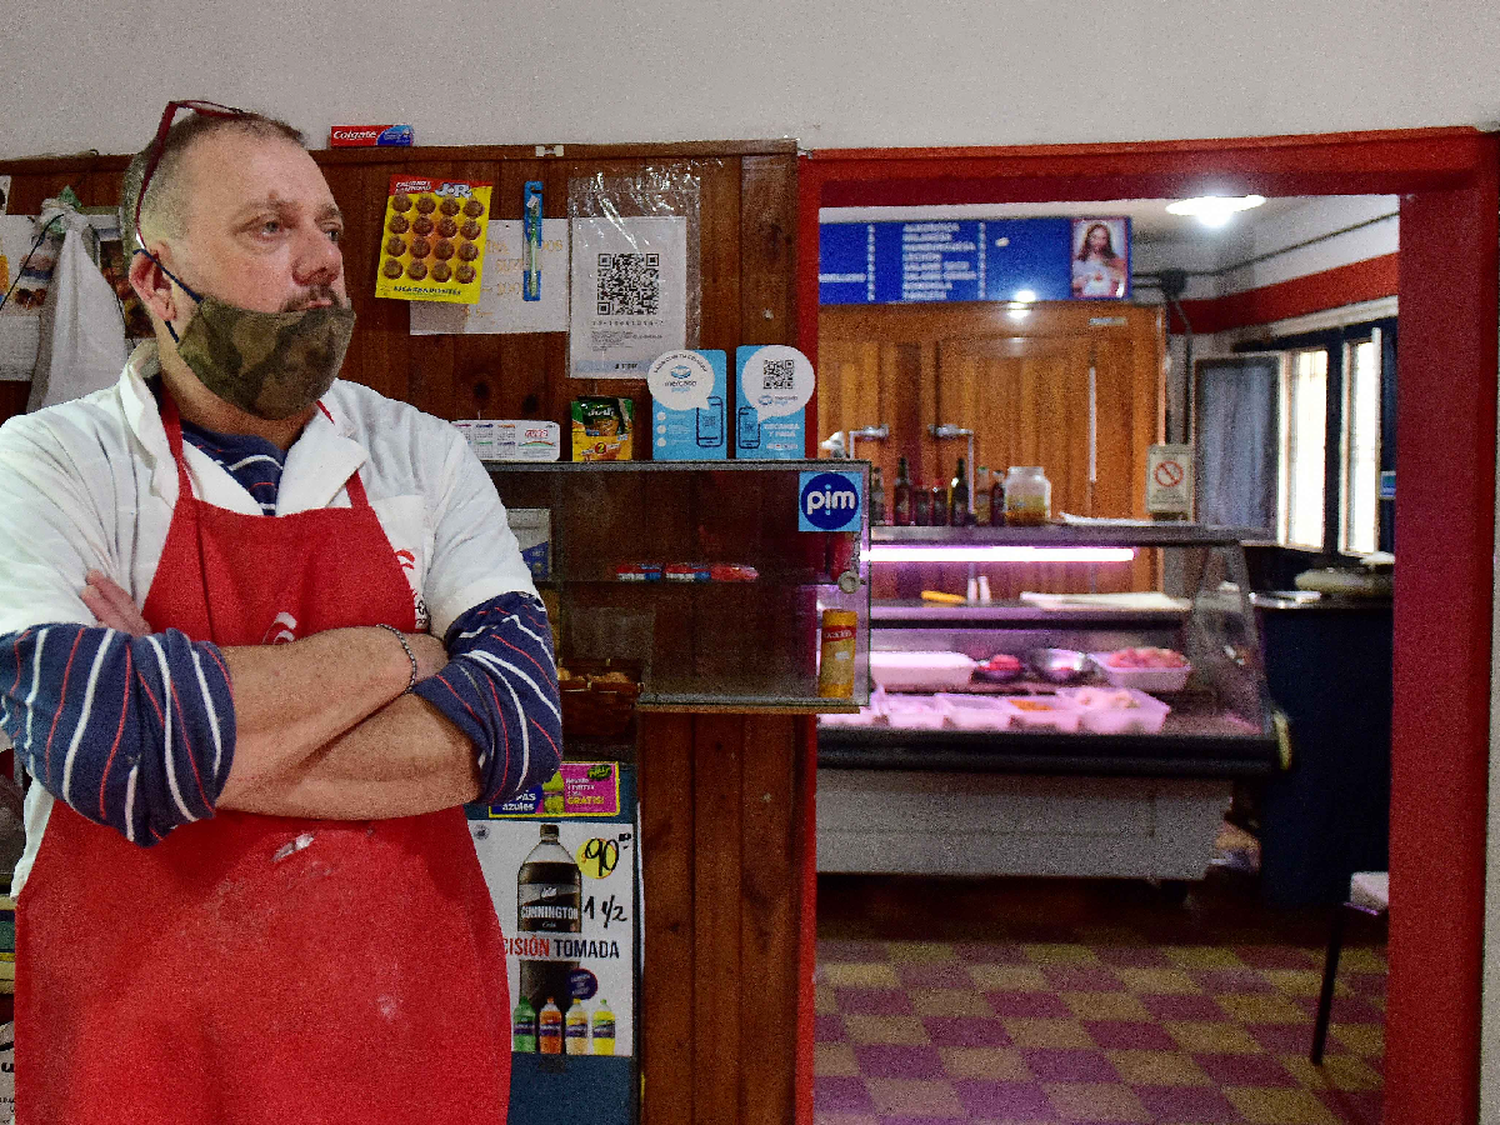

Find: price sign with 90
<box><xmin>576</xmin><ymin>833</ymin><xmax>629</xmax><ymax>879</ymax></box>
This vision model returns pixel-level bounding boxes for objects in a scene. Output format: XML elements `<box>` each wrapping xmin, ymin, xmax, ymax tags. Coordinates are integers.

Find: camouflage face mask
<box><xmin>171</xmin><ymin>294</ymin><xmax>356</xmax><ymax>420</ymax></box>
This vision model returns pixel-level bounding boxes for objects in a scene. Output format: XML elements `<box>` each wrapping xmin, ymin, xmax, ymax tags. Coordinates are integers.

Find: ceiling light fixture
<box><xmin>1166</xmin><ymin>195</ymin><xmax>1267</xmax><ymax>228</ymax></box>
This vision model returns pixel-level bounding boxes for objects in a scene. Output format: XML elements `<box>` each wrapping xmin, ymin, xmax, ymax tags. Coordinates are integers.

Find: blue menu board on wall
<box><xmin>819</xmin><ymin>217</ymin><xmax>1113</xmax><ymax>306</ymax></box>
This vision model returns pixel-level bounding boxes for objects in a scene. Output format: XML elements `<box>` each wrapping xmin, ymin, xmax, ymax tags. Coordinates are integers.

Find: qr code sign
<box><xmin>596</xmin><ymin>252</ymin><xmax>660</xmax><ymax>316</ymax></box>
<box><xmin>763</xmin><ymin>359</ymin><xmax>796</xmax><ymax>390</ymax></box>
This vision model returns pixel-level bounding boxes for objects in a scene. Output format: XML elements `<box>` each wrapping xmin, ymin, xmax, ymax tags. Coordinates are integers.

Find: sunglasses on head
<box><xmin>133</xmin><ymin>100</ymin><xmax>247</xmax><ymax>253</ymax></box>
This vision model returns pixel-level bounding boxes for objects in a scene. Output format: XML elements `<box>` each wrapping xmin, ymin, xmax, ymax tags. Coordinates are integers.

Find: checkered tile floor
<box><xmin>814</xmin><ymin>927</ymin><xmax>1385</xmax><ymax>1124</ymax></box>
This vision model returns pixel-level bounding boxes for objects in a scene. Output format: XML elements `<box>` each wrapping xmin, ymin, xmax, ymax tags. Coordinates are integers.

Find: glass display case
<box><xmin>815</xmin><ymin>523</ymin><xmax>1285</xmax><ymax>880</ymax></box>
<box><xmin>820</xmin><ymin>523</ymin><xmax>1280</xmax><ymax>772</ymax></box>
<box><xmin>487</xmin><ymin>461</ymin><xmax>871</xmax><ymax>713</ymax></box>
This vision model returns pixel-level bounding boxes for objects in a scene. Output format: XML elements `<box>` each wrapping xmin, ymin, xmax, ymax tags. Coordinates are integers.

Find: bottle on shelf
<box><xmin>869</xmin><ymin>466</ymin><xmax>886</xmax><ymax>525</ymax></box>
<box><xmin>974</xmin><ymin>465</ymin><xmax>992</xmax><ymax>527</ymax></box>
<box><xmin>929</xmin><ymin>482</ymin><xmax>949</xmax><ymax>527</ymax></box>
<box><xmin>913</xmin><ymin>478</ymin><xmax>932</xmax><ymax>526</ymax></box>
<box><xmin>990</xmin><ymin>468</ymin><xmax>1006</xmax><ymax>527</ymax></box>
<box><xmin>892</xmin><ymin>457</ymin><xmax>912</xmax><ymax>526</ymax></box>
<box><xmin>950</xmin><ymin>457</ymin><xmax>970</xmax><ymax>527</ymax></box>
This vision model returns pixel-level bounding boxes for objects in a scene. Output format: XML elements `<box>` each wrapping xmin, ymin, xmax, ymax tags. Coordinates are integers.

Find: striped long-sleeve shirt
<box><xmin>0</xmin><ymin>418</ymin><xmax>561</xmax><ymax>844</ymax></box>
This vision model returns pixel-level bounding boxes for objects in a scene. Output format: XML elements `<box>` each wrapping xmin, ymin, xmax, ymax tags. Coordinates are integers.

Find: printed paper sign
<box><xmin>1146</xmin><ymin>444</ymin><xmax>1194</xmax><ymax>514</ymax></box>
<box><xmin>409</xmin><ymin>219</ymin><xmax>570</xmax><ymax>334</ymax></box>
<box><xmin>467</xmin><ymin>761</ymin><xmax>638</xmax><ymax>1091</ymax></box>
<box><xmin>570</xmin><ymin>216</ymin><xmax>687</xmax><ymax>378</ymax></box>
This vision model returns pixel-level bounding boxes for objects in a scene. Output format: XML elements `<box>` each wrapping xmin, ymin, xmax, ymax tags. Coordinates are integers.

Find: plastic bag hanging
<box><xmin>27</xmin><ymin>201</ymin><xmax>128</xmax><ymax>412</ymax></box>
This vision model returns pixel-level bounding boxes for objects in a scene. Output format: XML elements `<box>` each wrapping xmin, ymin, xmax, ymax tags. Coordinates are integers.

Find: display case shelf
<box><xmin>488</xmin><ymin>460</ymin><xmax>872</xmax><ymax>712</ymax></box>
<box><xmin>830</xmin><ymin>527</ymin><xmax>1279</xmax><ymax>776</ymax></box>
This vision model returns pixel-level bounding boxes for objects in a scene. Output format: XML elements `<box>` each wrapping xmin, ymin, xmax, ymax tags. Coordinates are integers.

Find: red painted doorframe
<box><xmin>795</xmin><ymin>128</ymin><xmax>1499</xmax><ymax>1125</ymax></box>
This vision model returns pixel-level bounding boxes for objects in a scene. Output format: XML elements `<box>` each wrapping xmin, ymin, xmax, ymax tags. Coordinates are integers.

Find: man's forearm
<box><xmin>220</xmin><ymin>693</ymin><xmax>481</xmax><ymax>819</ymax></box>
<box><xmin>217</xmin><ymin>626</ymin><xmax>441</xmax><ymax>805</ymax></box>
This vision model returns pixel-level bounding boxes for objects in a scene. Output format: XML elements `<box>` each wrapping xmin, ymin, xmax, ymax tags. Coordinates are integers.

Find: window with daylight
<box><xmin>1340</xmin><ymin>334</ymin><xmax>1382</xmax><ymax>556</ymax></box>
<box><xmin>1278</xmin><ymin>349</ymin><xmax>1328</xmax><ymax>550</ymax></box>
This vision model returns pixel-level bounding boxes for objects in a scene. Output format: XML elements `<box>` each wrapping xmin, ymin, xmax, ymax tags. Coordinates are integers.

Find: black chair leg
<box><xmin>1310</xmin><ymin>903</ymin><xmax>1348</xmax><ymax>1065</ymax></box>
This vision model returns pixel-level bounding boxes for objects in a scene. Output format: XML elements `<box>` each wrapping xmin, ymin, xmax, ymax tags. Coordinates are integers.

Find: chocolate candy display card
<box><xmin>375</xmin><ymin>176</ymin><xmax>493</xmax><ymax>304</ymax></box>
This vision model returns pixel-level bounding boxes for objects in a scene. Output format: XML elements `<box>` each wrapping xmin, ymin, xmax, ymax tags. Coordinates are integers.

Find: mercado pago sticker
<box><xmin>735</xmin><ymin>344</ymin><xmax>815</xmax><ymax>460</ymax></box>
<box><xmin>646</xmin><ymin>349</ymin><xmax>727</xmax><ymax>460</ymax></box>
<box><xmin>375</xmin><ymin>176</ymin><xmax>493</xmax><ymax>304</ymax></box>
<box><xmin>799</xmin><ymin>469</ymin><xmax>864</xmax><ymax>533</ymax></box>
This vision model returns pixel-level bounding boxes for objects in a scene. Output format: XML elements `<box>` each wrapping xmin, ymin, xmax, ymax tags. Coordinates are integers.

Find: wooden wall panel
<box><xmin>0</xmin><ymin>144</ymin><xmax>797</xmax><ymax>439</ymax></box>
<box><xmin>823</xmin><ymin>301</ymin><xmax>1164</xmax><ymax>599</ymax></box>
<box><xmin>739</xmin><ymin>714</ymin><xmax>800</xmax><ymax>1125</ymax></box>
<box><xmin>740</xmin><ymin>155</ymin><xmax>797</xmax><ymax>350</ymax></box>
<box><xmin>638</xmin><ymin>711</ymin><xmax>697</xmax><ymax>1125</ymax></box>
<box><xmin>692</xmin><ymin>713</ymin><xmax>745</xmax><ymax>1125</ymax></box>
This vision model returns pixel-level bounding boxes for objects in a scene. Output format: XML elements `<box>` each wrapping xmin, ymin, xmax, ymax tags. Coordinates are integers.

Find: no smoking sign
<box><xmin>1146</xmin><ymin>444</ymin><xmax>1193</xmax><ymax>515</ymax></box>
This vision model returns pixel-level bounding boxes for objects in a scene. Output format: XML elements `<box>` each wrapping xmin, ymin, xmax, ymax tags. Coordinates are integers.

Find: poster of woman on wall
<box><xmin>1071</xmin><ymin>218</ymin><xmax>1129</xmax><ymax>299</ymax></box>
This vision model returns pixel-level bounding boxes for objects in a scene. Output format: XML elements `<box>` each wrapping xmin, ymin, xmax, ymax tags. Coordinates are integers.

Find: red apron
<box><xmin>16</xmin><ymin>395</ymin><xmax>510</xmax><ymax>1123</ymax></box>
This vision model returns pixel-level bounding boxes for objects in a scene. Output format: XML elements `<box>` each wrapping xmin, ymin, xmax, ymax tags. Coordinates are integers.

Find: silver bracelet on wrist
<box><xmin>376</xmin><ymin>623</ymin><xmax>419</xmax><ymax>694</ymax></box>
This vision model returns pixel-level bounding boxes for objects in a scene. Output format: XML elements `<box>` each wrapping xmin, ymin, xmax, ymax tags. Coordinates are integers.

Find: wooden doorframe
<box><xmin>796</xmin><ymin>127</ymin><xmax>1500</xmax><ymax>1125</ymax></box>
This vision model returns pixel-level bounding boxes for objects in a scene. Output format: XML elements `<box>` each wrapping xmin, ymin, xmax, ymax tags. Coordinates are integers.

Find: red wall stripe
<box><xmin>1176</xmin><ymin>254</ymin><xmax>1399</xmax><ymax>334</ymax></box>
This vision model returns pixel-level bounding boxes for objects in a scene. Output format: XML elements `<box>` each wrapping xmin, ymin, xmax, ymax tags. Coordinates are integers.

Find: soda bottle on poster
<box><xmin>517</xmin><ymin>823</ymin><xmax>583</xmax><ymax>1018</ymax></box>
<box><xmin>592</xmin><ymin>999</ymin><xmax>616</xmax><ymax>1055</ymax></box>
<box><xmin>512</xmin><ymin>997</ymin><xmax>538</xmax><ymax>1054</ymax></box>
<box><xmin>565</xmin><ymin>1002</ymin><xmax>590</xmax><ymax>1055</ymax></box>
<box><xmin>538</xmin><ymin>998</ymin><xmax>563</xmax><ymax>1055</ymax></box>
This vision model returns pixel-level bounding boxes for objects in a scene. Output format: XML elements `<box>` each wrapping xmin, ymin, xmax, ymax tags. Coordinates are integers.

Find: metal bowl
<box><xmin>1027</xmin><ymin>648</ymin><xmax>1091</xmax><ymax>684</ymax></box>
<box><xmin>974</xmin><ymin>656</ymin><xmax>1024</xmax><ymax>684</ymax></box>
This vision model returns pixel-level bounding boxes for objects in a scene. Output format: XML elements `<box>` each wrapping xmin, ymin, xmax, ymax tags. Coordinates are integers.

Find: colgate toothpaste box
<box><xmin>329</xmin><ymin>124</ymin><xmax>414</xmax><ymax>147</ymax></box>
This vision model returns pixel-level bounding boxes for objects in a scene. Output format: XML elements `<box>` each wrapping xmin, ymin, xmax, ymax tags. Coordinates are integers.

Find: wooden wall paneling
<box><xmin>637</xmin><ymin>711</ymin><xmax>697</xmax><ymax>1125</ymax></box>
<box><xmin>3</xmin><ymin>169</ymin><xmax>86</xmax><ymax>216</ymax></box>
<box><xmin>697</xmin><ymin>159</ymin><xmax>744</xmax><ymax>352</ymax></box>
<box><xmin>325</xmin><ymin>161</ymin><xmax>414</xmax><ymax>404</ymax></box>
<box><xmin>488</xmin><ymin>159</ymin><xmax>569</xmax><ymax>424</ymax></box>
<box><xmin>417</xmin><ymin>158</ymin><xmax>502</xmax><ymax>417</ymax></box>
<box><xmin>739</xmin><ymin>713</ymin><xmax>800</xmax><ymax>1125</ymax></box>
<box><xmin>740</xmin><ymin>155</ymin><xmax>797</xmax><ymax>349</ymax></box>
<box><xmin>692</xmin><ymin>713</ymin><xmax>745</xmax><ymax>1124</ymax></box>
<box><xmin>0</xmin><ymin>385</ymin><xmax>27</xmax><ymax>422</ymax></box>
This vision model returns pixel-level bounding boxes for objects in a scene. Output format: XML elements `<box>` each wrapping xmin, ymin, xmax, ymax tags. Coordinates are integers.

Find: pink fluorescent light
<box><xmin>869</xmin><ymin>545</ymin><xmax>1137</xmax><ymax>564</ymax></box>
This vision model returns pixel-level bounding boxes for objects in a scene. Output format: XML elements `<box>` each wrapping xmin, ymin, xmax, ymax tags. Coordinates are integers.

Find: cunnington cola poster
<box><xmin>468</xmin><ymin>762</ymin><xmax>638</xmax><ymax>1125</ymax></box>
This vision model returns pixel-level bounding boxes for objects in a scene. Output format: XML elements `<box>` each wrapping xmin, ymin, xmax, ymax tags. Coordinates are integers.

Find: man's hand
<box><xmin>82</xmin><ymin>569</ymin><xmax>150</xmax><ymax>636</ymax></box>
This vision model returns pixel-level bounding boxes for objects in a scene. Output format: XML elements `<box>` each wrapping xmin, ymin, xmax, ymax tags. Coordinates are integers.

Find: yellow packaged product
<box><xmin>374</xmin><ymin>176</ymin><xmax>491</xmax><ymax>304</ymax></box>
<box><xmin>571</xmin><ymin>397</ymin><xmax>634</xmax><ymax>461</ymax></box>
